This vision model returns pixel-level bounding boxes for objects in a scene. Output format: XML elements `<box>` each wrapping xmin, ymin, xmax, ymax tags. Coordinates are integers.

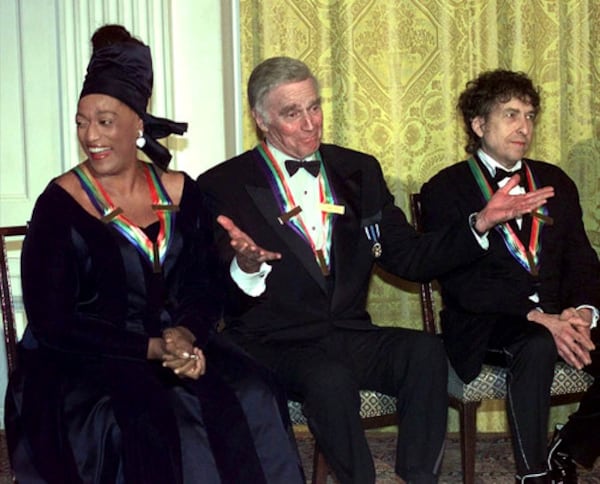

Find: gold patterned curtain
<box><xmin>239</xmin><ymin>0</ymin><xmax>600</xmax><ymax>432</ymax></box>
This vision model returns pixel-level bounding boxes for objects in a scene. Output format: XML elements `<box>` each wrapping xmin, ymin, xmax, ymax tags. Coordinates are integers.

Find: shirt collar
<box><xmin>265</xmin><ymin>140</ymin><xmax>317</xmax><ymax>166</ymax></box>
<box><xmin>477</xmin><ymin>148</ymin><xmax>522</xmax><ymax>177</ymax></box>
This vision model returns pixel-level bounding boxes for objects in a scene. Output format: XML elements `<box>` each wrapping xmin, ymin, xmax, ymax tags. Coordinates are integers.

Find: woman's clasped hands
<box><xmin>159</xmin><ymin>326</ymin><xmax>206</xmax><ymax>379</ymax></box>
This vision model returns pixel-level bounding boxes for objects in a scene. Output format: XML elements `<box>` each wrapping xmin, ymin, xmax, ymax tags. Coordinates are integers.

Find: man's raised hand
<box><xmin>217</xmin><ymin>215</ymin><xmax>282</xmax><ymax>273</ymax></box>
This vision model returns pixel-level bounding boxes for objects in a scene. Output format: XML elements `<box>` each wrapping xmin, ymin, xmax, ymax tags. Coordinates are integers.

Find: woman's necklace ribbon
<box><xmin>257</xmin><ymin>142</ymin><xmax>338</xmax><ymax>275</ymax></box>
<box><xmin>73</xmin><ymin>162</ymin><xmax>177</xmax><ymax>273</ymax></box>
<box><xmin>467</xmin><ymin>157</ymin><xmax>549</xmax><ymax>276</ymax></box>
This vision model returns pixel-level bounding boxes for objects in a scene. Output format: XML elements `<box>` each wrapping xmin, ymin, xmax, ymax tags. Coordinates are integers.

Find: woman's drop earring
<box><xmin>136</xmin><ymin>130</ymin><xmax>146</xmax><ymax>148</ymax></box>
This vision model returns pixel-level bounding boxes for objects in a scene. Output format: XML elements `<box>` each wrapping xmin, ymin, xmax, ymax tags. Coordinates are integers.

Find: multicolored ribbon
<box><xmin>73</xmin><ymin>162</ymin><xmax>177</xmax><ymax>273</ymax></box>
<box><xmin>257</xmin><ymin>142</ymin><xmax>338</xmax><ymax>275</ymax></box>
<box><xmin>468</xmin><ymin>157</ymin><xmax>549</xmax><ymax>275</ymax></box>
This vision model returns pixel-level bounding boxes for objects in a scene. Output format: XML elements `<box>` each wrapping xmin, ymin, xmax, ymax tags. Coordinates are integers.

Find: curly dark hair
<box><xmin>458</xmin><ymin>69</ymin><xmax>541</xmax><ymax>154</ymax></box>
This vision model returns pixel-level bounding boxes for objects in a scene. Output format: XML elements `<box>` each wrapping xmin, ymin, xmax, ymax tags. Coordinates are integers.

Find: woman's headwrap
<box><xmin>79</xmin><ymin>37</ymin><xmax>187</xmax><ymax>170</ymax></box>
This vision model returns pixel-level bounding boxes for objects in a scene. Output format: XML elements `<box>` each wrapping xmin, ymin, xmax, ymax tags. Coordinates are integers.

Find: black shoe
<box><xmin>547</xmin><ymin>425</ymin><xmax>578</xmax><ymax>484</ymax></box>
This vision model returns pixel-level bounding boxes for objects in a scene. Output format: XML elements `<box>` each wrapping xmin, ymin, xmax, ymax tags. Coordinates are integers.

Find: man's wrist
<box><xmin>576</xmin><ymin>305</ymin><xmax>599</xmax><ymax>329</ymax></box>
<box><xmin>469</xmin><ymin>212</ymin><xmax>488</xmax><ymax>236</ymax></box>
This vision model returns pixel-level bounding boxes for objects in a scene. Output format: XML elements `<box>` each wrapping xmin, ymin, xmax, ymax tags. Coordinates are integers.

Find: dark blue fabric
<box><xmin>5</xmin><ymin>175</ymin><xmax>304</xmax><ymax>483</ymax></box>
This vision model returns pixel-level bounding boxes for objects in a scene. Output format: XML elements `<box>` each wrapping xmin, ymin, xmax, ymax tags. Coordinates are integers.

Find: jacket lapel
<box><xmin>245</xmin><ymin>156</ymin><xmax>328</xmax><ymax>293</ymax></box>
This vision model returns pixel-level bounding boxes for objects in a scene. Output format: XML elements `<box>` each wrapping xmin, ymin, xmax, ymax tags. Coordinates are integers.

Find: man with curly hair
<box><xmin>421</xmin><ymin>69</ymin><xmax>600</xmax><ymax>483</ymax></box>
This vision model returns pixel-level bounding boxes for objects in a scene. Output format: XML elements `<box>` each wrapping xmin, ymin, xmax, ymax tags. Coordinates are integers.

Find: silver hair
<box><xmin>247</xmin><ymin>56</ymin><xmax>320</xmax><ymax>122</ymax></box>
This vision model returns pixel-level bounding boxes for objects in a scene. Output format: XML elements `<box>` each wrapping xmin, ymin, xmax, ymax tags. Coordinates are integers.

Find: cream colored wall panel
<box><xmin>0</xmin><ymin>0</ymin><xmax>27</xmax><ymax>200</ymax></box>
<box><xmin>171</xmin><ymin>0</ymin><xmax>237</xmax><ymax>177</ymax></box>
<box><xmin>0</xmin><ymin>0</ymin><xmax>62</xmax><ymax>226</ymax></box>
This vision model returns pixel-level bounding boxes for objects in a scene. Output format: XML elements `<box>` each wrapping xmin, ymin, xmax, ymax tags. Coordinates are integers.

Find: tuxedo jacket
<box><xmin>420</xmin><ymin>158</ymin><xmax>600</xmax><ymax>382</ymax></box>
<box><xmin>198</xmin><ymin>144</ymin><xmax>487</xmax><ymax>345</ymax></box>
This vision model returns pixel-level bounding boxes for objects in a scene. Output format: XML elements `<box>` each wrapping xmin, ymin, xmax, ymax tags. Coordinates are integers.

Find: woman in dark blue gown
<box><xmin>4</xmin><ymin>24</ymin><xmax>304</xmax><ymax>484</ymax></box>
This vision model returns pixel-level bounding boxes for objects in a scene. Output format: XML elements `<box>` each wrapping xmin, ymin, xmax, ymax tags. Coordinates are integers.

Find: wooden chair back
<box><xmin>0</xmin><ymin>225</ymin><xmax>27</xmax><ymax>377</ymax></box>
<box><xmin>408</xmin><ymin>193</ymin><xmax>436</xmax><ymax>334</ymax></box>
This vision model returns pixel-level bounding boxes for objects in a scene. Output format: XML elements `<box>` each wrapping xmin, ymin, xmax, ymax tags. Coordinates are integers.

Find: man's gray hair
<box><xmin>248</xmin><ymin>56</ymin><xmax>319</xmax><ymax>119</ymax></box>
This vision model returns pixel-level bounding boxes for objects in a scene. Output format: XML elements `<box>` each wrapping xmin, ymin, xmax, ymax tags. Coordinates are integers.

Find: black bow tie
<box><xmin>493</xmin><ymin>167</ymin><xmax>524</xmax><ymax>185</ymax></box>
<box><xmin>284</xmin><ymin>160</ymin><xmax>321</xmax><ymax>177</ymax></box>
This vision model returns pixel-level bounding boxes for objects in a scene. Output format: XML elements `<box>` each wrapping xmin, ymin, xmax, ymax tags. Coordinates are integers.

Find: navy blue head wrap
<box><xmin>79</xmin><ymin>26</ymin><xmax>187</xmax><ymax>170</ymax></box>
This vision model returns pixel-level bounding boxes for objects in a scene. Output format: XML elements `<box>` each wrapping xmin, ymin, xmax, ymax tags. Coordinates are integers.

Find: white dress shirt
<box><xmin>477</xmin><ymin>149</ymin><xmax>525</xmax><ymax>228</ymax></box>
<box><xmin>230</xmin><ymin>142</ymin><xmax>322</xmax><ymax>296</ymax></box>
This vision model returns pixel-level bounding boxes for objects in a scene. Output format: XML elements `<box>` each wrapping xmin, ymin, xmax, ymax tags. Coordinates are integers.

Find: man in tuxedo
<box><xmin>420</xmin><ymin>69</ymin><xmax>600</xmax><ymax>484</ymax></box>
<box><xmin>197</xmin><ymin>57</ymin><xmax>553</xmax><ymax>484</ymax></box>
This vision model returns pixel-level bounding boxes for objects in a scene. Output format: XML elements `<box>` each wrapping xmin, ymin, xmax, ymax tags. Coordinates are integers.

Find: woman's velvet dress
<box><xmin>4</xmin><ymin>174</ymin><xmax>304</xmax><ymax>483</ymax></box>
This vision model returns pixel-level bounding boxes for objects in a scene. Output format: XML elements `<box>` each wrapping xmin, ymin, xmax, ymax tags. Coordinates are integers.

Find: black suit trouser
<box><xmin>485</xmin><ymin>321</ymin><xmax>557</xmax><ymax>475</ymax></box>
<box><xmin>229</xmin><ymin>326</ymin><xmax>448</xmax><ymax>484</ymax></box>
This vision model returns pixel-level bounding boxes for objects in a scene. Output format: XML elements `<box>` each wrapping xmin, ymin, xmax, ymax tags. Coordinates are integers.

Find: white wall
<box><xmin>0</xmin><ymin>0</ymin><xmax>241</xmax><ymax>425</ymax></box>
<box><xmin>172</xmin><ymin>0</ymin><xmax>243</xmax><ymax>177</ymax></box>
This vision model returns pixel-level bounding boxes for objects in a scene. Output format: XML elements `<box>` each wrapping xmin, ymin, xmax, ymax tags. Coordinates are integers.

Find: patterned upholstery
<box><xmin>288</xmin><ymin>390</ymin><xmax>397</xmax><ymax>425</ymax></box>
<box><xmin>449</xmin><ymin>361</ymin><xmax>594</xmax><ymax>403</ymax></box>
<box><xmin>550</xmin><ymin>361</ymin><xmax>595</xmax><ymax>395</ymax></box>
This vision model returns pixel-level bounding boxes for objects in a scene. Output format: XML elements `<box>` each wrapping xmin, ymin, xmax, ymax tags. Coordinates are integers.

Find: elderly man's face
<box><xmin>471</xmin><ymin>97</ymin><xmax>537</xmax><ymax>169</ymax></box>
<box><xmin>253</xmin><ymin>78</ymin><xmax>323</xmax><ymax>160</ymax></box>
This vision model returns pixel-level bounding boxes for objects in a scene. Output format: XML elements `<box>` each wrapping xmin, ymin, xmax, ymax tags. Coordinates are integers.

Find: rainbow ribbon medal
<box><xmin>468</xmin><ymin>158</ymin><xmax>550</xmax><ymax>276</ymax></box>
<box><xmin>257</xmin><ymin>142</ymin><xmax>338</xmax><ymax>275</ymax></box>
<box><xmin>73</xmin><ymin>162</ymin><xmax>177</xmax><ymax>273</ymax></box>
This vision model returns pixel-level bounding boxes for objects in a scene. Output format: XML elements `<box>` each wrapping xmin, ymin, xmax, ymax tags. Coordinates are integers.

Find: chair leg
<box><xmin>312</xmin><ymin>443</ymin><xmax>329</xmax><ymax>484</ymax></box>
<box><xmin>459</xmin><ymin>401</ymin><xmax>480</xmax><ymax>484</ymax></box>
